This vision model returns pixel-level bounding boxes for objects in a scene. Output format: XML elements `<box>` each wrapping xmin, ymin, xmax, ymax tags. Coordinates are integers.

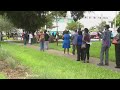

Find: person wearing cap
<box><xmin>98</xmin><ymin>25</ymin><xmax>111</xmax><ymax>66</ymax></box>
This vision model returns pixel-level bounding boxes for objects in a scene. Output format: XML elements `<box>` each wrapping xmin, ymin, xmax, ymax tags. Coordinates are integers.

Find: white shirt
<box><xmin>29</xmin><ymin>34</ymin><xmax>33</xmax><ymax>39</ymax></box>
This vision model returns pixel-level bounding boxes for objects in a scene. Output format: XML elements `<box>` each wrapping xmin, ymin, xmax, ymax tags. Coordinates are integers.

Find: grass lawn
<box><xmin>0</xmin><ymin>73</ymin><xmax>6</xmax><ymax>79</ymax></box>
<box><xmin>34</xmin><ymin>41</ymin><xmax>116</xmax><ymax>62</ymax></box>
<box><xmin>1</xmin><ymin>42</ymin><xmax>120</xmax><ymax>79</ymax></box>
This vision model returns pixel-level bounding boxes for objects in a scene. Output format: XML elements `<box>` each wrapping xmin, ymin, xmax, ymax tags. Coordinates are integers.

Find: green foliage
<box><xmin>0</xmin><ymin>11</ymin><xmax>47</xmax><ymax>33</ymax></box>
<box><xmin>0</xmin><ymin>46</ymin><xmax>17</xmax><ymax>69</ymax></box>
<box><xmin>51</xmin><ymin>11</ymin><xmax>67</xmax><ymax>18</ymax></box>
<box><xmin>0</xmin><ymin>15</ymin><xmax>14</xmax><ymax>32</ymax></box>
<box><xmin>0</xmin><ymin>73</ymin><xmax>6</xmax><ymax>79</ymax></box>
<box><xmin>66</xmin><ymin>21</ymin><xmax>84</xmax><ymax>30</ymax></box>
<box><xmin>70</xmin><ymin>11</ymin><xmax>85</xmax><ymax>22</ymax></box>
<box><xmin>113</xmin><ymin>12</ymin><xmax>120</xmax><ymax>27</ymax></box>
<box><xmin>0</xmin><ymin>11</ymin><xmax>86</xmax><ymax>33</ymax></box>
<box><xmin>45</xmin><ymin>14</ymin><xmax>54</xmax><ymax>29</ymax></box>
<box><xmin>96</xmin><ymin>21</ymin><xmax>106</xmax><ymax>31</ymax></box>
<box><xmin>5</xmin><ymin>57</ymin><xmax>16</xmax><ymax>69</ymax></box>
<box><xmin>89</xmin><ymin>26</ymin><xmax>98</xmax><ymax>32</ymax></box>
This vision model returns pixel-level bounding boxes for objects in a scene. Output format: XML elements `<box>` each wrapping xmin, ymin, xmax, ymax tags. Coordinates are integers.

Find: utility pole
<box><xmin>114</xmin><ymin>11</ymin><xmax>117</xmax><ymax>30</ymax></box>
<box><xmin>56</xmin><ymin>13</ymin><xmax>58</xmax><ymax>32</ymax></box>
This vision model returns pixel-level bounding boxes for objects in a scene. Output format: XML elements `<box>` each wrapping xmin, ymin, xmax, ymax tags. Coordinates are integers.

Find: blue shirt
<box><xmin>77</xmin><ymin>35</ymin><xmax>83</xmax><ymax>45</ymax></box>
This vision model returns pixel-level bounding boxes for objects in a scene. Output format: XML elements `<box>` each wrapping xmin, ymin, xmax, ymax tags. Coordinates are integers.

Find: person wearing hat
<box><xmin>98</xmin><ymin>25</ymin><xmax>111</xmax><ymax>66</ymax></box>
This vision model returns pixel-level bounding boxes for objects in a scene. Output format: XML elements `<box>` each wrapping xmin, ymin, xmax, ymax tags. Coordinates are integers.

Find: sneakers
<box><xmin>97</xmin><ymin>63</ymin><xmax>104</xmax><ymax>66</ymax></box>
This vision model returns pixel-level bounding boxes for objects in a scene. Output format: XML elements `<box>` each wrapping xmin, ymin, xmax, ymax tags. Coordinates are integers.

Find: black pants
<box><xmin>72</xmin><ymin>44</ymin><xmax>77</xmax><ymax>55</ymax></box>
<box><xmin>83</xmin><ymin>44</ymin><xmax>90</xmax><ymax>61</ymax></box>
<box><xmin>77</xmin><ymin>45</ymin><xmax>83</xmax><ymax>61</ymax></box>
<box><xmin>115</xmin><ymin>44</ymin><xmax>120</xmax><ymax>67</ymax></box>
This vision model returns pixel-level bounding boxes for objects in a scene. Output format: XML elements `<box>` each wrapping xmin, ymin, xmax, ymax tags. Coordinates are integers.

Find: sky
<box><xmin>67</xmin><ymin>11</ymin><xmax>119</xmax><ymax>29</ymax></box>
<box><xmin>81</xmin><ymin>11</ymin><xmax>116</xmax><ymax>29</ymax></box>
<box><xmin>50</xmin><ymin>11</ymin><xmax>119</xmax><ymax>32</ymax></box>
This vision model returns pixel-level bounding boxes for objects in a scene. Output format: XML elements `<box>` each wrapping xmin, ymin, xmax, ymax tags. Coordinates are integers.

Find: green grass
<box><xmin>1</xmin><ymin>42</ymin><xmax>120</xmax><ymax>79</ymax></box>
<box><xmin>34</xmin><ymin>41</ymin><xmax>116</xmax><ymax>62</ymax></box>
<box><xmin>0</xmin><ymin>73</ymin><xmax>6</xmax><ymax>79</ymax></box>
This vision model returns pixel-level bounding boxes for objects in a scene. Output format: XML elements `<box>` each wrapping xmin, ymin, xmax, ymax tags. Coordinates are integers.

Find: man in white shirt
<box><xmin>28</xmin><ymin>32</ymin><xmax>33</xmax><ymax>45</ymax></box>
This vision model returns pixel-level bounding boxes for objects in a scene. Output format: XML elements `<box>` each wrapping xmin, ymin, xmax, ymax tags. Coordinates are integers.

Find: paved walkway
<box><xmin>13</xmin><ymin>42</ymin><xmax>120</xmax><ymax>72</ymax></box>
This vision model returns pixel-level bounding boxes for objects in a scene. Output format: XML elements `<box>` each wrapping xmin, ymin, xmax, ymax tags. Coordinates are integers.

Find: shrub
<box><xmin>0</xmin><ymin>47</ymin><xmax>16</xmax><ymax>69</ymax></box>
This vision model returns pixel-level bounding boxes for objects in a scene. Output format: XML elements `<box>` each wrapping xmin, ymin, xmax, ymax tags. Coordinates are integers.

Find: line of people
<box><xmin>62</xmin><ymin>25</ymin><xmax>120</xmax><ymax>68</ymax></box>
<box><xmin>22</xmin><ymin>31</ymin><xmax>33</xmax><ymax>45</ymax></box>
<box><xmin>22</xmin><ymin>30</ymin><xmax>50</xmax><ymax>51</ymax></box>
<box><xmin>62</xmin><ymin>28</ymin><xmax>91</xmax><ymax>63</ymax></box>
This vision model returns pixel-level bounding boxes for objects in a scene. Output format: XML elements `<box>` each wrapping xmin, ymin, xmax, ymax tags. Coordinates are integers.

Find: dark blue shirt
<box><xmin>77</xmin><ymin>35</ymin><xmax>83</xmax><ymax>45</ymax></box>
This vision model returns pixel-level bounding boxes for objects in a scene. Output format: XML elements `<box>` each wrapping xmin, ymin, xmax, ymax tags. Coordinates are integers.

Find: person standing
<box><xmin>28</xmin><ymin>32</ymin><xmax>33</xmax><ymax>45</ymax></box>
<box><xmin>77</xmin><ymin>30</ymin><xmax>83</xmax><ymax>61</ymax></box>
<box><xmin>55</xmin><ymin>31</ymin><xmax>59</xmax><ymax>46</ymax></box>
<box><xmin>39</xmin><ymin>31</ymin><xmax>45</xmax><ymax>51</ymax></box>
<box><xmin>23</xmin><ymin>32</ymin><xmax>28</xmax><ymax>46</ymax></box>
<box><xmin>21</xmin><ymin>31</ymin><xmax>25</xmax><ymax>41</ymax></box>
<box><xmin>113</xmin><ymin>27</ymin><xmax>120</xmax><ymax>68</ymax></box>
<box><xmin>44</xmin><ymin>30</ymin><xmax>50</xmax><ymax>50</ymax></box>
<box><xmin>82</xmin><ymin>28</ymin><xmax>91</xmax><ymax>63</ymax></box>
<box><xmin>98</xmin><ymin>25</ymin><xmax>111</xmax><ymax>66</ymax></box>
<box><xmin>71</xmin><ymin>30</ymin><xmax>78</xmax><ymax>55</ymax></box>
<box><xmin>62</xmin><ymin>31</ymin><xmax>71</xmax><ymax>54</ymax></box>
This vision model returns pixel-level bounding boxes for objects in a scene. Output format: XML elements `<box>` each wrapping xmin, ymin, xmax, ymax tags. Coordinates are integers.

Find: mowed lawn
<box><xmin>1</xmin><ymin>42</ymin><xmax>120</xmax><ymax>79</ymax></box>
<box><xmin>37</xmin><ymin>41</ymin><xmax>115</xmax><ymax>62</ymax></box>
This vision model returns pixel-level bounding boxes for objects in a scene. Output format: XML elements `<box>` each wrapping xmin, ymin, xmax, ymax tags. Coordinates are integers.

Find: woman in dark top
<box><xmin>77</xmin><ymin>30</ymin><xmax>83</xmax><ymax>61</ymax></box>
<box><xmin>82</xmin><ymin>28</ymin><xmax>91</xmax><ymax>63</ymax></box>
<box><xmin>114</xmin><ymin>27</ymin><xmax>120</xmax><ymax>68</ymax></box>
<box><xmin>44</xmin><ymin>30</ymin><xmax>50</xmax><ymax>50</ymax></box>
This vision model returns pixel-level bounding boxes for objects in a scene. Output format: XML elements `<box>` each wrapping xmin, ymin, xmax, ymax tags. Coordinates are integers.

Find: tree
<box><xmin>0</xmin><ymin>15</ymin><xmax>14</xmax><ymax>32</ymax></box>
<box><xmin>89</xmin><ymin>26</ymin><xmax>98</xmax><ymax>32</ymax></box>
<box><xmin>96</xmin><ymin>21</ymin><xmax>106</xmax><ymax>32</ymax></box>
<box><xmin>0</xmin><ymin>15</ymin><xmax>15</xmax><ymax>40</ymax></box>
<box><xmin>113</xmin><ymin>12</ymin><xmax>120</xmax><ymax>27</ymax></box>
<box><xmin>0</xmin><ymin>11</ymin><xmax>86</xmax><ymax>33</ymax></box>
<box><xmin>45</xmin><ymin>13</ymin><xmax>54</xmax><ymax>29</ymax></box>
<box><xmin>66</xmin><ymin>21</ymin><xmax>84</xmax><ymax>30</ymax></box>
<box><xmin>0</xmin><ymin>11</ymin><xmax>48</xmax><ymax>33</ymax></box>
<box><xmin>70</xmin><ymin>11</ymin><xmax>85</xmax><ymax>22</ymax></box>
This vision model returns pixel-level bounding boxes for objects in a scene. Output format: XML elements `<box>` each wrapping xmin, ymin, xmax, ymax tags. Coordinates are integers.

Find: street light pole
<box><xmin>56</xmin><ymin>13</ymin><xmax>58</xmax><ymax>32</ymax></box>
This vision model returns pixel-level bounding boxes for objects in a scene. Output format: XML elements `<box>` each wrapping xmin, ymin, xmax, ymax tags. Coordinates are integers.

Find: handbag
<box><xmin>81</xmin><ymin>43</ymin><xmax>86</xmax><ymax>49</ymax></box>
<box><xmin>112</xmin><ymin>38</ymin><xmax>118</xmax><ymax>44</ymax></box>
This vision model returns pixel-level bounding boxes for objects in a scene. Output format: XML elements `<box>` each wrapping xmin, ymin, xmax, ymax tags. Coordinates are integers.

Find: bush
<box><xmin>0</xmin><ymin>48</ymin><xmax>8</xmax><ymax>61</ymax></box>
<box><xmin>0</xmin><ymin>47</ymin><xmax>17</xmax><ymax>69</ymax></box>
<box><xmin>5</xmin><ymin>57</ymin><xmax>16</xmax><ymax>69</ymax></box>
